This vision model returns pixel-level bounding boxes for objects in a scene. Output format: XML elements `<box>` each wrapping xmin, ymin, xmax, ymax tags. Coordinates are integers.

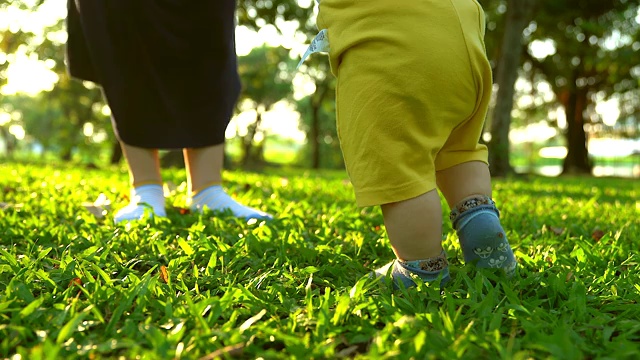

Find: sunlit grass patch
<box><xmin>1</xmin><ymin>162</ymin><xmax>638</xmax><ymax>358</ymax></box>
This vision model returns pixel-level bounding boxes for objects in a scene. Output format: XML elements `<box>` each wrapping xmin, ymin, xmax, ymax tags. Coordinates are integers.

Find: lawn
<box><xmin>1</xmin><ymin>162</ymin><xmax>639</xmax><ymax>359</ymax></box>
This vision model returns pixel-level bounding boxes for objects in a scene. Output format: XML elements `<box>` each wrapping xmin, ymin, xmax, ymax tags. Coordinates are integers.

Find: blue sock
<box><xmin>450</xmin><ymin>196</ymin><xmax>517</xmax><ymax>275</ymax></box>
<box><xmin>373</xmin><ymin>251</ymin><xmax>451</xmax><ymax>289</ymax></box>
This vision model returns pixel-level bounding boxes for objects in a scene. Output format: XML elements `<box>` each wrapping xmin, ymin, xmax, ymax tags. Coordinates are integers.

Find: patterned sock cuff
<box><xmin>398</xmin><ymin>251</ymin><xmax>449</xmax><ymax>272</ymax></box>
<box><xmin>449</xmin><ymin>195</ymin><xmax>498</xmax><ymax>224</ymax></box>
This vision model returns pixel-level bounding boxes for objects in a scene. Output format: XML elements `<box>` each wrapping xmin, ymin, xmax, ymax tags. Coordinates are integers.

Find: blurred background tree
<box><xmin>485</xmin><ymin>0</ymin><xmax>537</xmax><ymax>176</ymax></box>
<box><xmin>1</xmin><ymin>0</ymin><xmax>638</xmax><ymax>177</ymax></box>
<box><xmin>480</xmin><ymin>0</ymin><xmax>640</xmax><ymax>176</ymax></box>
<box><xmin>236</xmin><ymin>45</ymin><xmax>295</xmax><ymax>168</ymax></box>
<box><xmin>526</xmin><ymin>0</ymin><xmax>640</xmax><ymax>174</ymax></box>
<box><xmin>237</xmin><ymin>0</ymin><xmax>339</xmax><ymax>169</ymax></box>
<box><xmin>1</xmin><ymin>0</ymin><xmax>112</xmax><ymax>164</ymax></box>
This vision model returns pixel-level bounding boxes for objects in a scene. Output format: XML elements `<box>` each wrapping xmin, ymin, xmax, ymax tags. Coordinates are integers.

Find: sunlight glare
<box><xmin>83</xmin><ymin>123</ymin><xmax>94</xmax><ymax>137</ymax></box>
<box><xmin>236</xmin><ymin>26</ymin><xmax>264</xmax><ymax>56</ymax></box>
<box><xmin>227</xmin><ymin>101</ymin><xmax>306</xmax><ymax>143</ymax></box>
<box><xmin>292</xmin><ymin>73</ymin><xmax>316</xmax><ymax>100</ymax></box>
<box><xmin>259</xmin><ymin>25</ymin><xmax>281</xmax><ymax>47</ymax></box>
<box><xmin>0</xmin><ymin>0</ymin><xmax>65</xmax><ymax>34</ymax></box>
<box><xmin>0</xmin><ymin>113</ymin><xmax>11</xmax><ymax>126</ymax></box>
<box><xmin>297</xmin><ymin>0</ymin><xmax>313</xmax><ymax>8</ymax></box>
<box><xmin>9</xmin><ymin>124</ymin><xmax>26</xmax><ymax>140</ymax></box>
<box><xmin>262</xmin><ymin>101</ymin><xmax>306</xmax><ymax>143</ymax></box>
<box><xmin>538</xmin><ymin>146</ymin><xmax>567</xmax><ymax>159</ymax></box>
<box><xmin>590</xmin><ymin>138</ymin><xmax>640</xmax><ymax>157</ymax></box>
<box><xmin>510</xmin><ymin>121</ymin><xmax>558</xmax><ymax>143</ymax></box>
<box><xmin>529</xmin><ymin>39</ymin><xmax>556</xmax><ymax>59</ymax></box>
<box><xmin>595</xmin><ymin>98</ymin><xmax>620</xmax><ymax>126</ymax></box>
<box><xmin>2</xmin><ymin>54</ymin><xmax>58</xmax><ymax>95</ymax></box>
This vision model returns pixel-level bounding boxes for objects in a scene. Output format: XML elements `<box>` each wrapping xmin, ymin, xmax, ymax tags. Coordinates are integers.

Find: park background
<box><xmin>0</xmin><ymin>0</ymin><xmax>639</xmax><ymax>178</ymax></box>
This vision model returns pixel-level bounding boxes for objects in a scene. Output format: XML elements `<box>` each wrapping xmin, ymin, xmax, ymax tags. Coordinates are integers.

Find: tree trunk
<box><xmin>310</xmin><ymin>98</ymin><xmax>321</xmax><ymax>169</ymax></box>
<box><xmin>0</xmin><ymin>127</ymin><xmax>15</xmax><ymax>158</ymax></box>
<box><xmin>61</xmin><ymin>147</ymin><xmax>73</xmax><ymax>162</ymax></box>
<box><xmin>110</xmin><ymin>140</ymin><xmax>123</xmax><ymax>165</ymax></box>
<box><xmin>310</xmin><ymin>80</ymin><xmax>330</xmax><ymax>169</ymax></box>
<box><xmin>60</xmin><ymin>108</ymin><xmax>85</xmax><ymax>162</ymax></box>
<box><xmin>562</xmin><ymin>75</ymin><xmax>592</xmax><ymax>174</ymax></box>
<box><xmin>488</xmin><ymin>0</ymin><xmax>536</xmax><ymax>176</ymax></box>
<box><xmin>242</xmin><ymin>111</ymin><xmax>263</xmax><ymax>167</ymax></box>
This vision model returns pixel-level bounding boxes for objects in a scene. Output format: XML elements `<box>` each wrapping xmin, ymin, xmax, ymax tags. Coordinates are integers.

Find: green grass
<box><xmin>1</xmin><ymin>162</ymin><xmax>639</xmax><ymax>359</ymax></box>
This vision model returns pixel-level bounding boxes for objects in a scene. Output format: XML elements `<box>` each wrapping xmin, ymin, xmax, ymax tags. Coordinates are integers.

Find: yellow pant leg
<box><xmin>319</xmin><ymin>0</ymin><xmax>492</xmax><ymax>206</ymax></box>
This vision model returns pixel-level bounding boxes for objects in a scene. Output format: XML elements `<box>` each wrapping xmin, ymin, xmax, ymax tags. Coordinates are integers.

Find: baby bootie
<box><xmin>372</xmin><ymin>251</ymin><xmax>451</xmax><ymax>289</ymax></box>
<box><xmin>450</xmin><ymin>196</ymin><xmax>517</xmax><ymax>276</ymax></box>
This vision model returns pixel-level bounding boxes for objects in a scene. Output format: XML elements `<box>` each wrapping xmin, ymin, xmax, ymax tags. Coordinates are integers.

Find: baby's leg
<box><xmin>317</xmin><ymin>0</ymin><xmax>494</xmax><ymax>288</ymax></box>
<box><xmin>114</xmin><ymin>143</ymin><xmax>166</xmax><ymax>223</ymax></box>
<box><xmin>436</xmin><ymin>161</ymin><xmax>492</xmax><ymax>204</ymax></box>
<box><xmin>436</xmin><ymin>161</ymin><xmax>516</xmax><ymax>274</ymax></box>
<box><xmin>381</xmin><ymin>190</ymin><xmax>444</xmax><ymax>261</ymax></box>
<box><xmin>376</xmin><ymin>190</ymin><xmax>450</xmax><ymax>288</ymax></box>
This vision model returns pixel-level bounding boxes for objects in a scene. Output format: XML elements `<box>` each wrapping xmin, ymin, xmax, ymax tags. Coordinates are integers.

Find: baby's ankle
<box><xmin>373</xmin><ymin>251</ymin><xmax>450</xmax><ymax>289</ymax></box>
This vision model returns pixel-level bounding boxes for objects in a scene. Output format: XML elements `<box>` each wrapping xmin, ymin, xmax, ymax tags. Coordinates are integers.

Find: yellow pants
<box><xmin>318</xmin><ymin>0</ymin><xmax>492</xmax><ymax>207</ymax></box>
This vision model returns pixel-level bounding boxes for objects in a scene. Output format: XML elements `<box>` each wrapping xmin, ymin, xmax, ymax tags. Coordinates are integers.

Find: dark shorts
<box><xmin>66</xmin><ymin>0</ymin><xmax>240</xmax><ymax>149</ymax></box>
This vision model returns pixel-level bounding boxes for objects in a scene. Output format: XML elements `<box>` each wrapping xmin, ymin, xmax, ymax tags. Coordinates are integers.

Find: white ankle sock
<box><xmin>114</xmin><ymin>184</ymin><xmax>166</xmax><ymax>223</ymax></box>
<box><xmin>189</xmin><ymin>185</ymin><xmax>272</xmax><ymax>220</ymax></box>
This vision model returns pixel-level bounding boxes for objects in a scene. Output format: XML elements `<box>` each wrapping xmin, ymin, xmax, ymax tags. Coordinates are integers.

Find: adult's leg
<box><xmin>184</xmin><ymin>145</ymin><xmax>272</xmax><ymax>220</ymax></box>
<box><xmin>113</xmin><ymin>143</ymin><xmax>166</xmax><ymax>223</ymax></box>
<box><xmin>122</xmin><ymin>143</ymin><xmax>162</xmax><ymax>186</ymax></box>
